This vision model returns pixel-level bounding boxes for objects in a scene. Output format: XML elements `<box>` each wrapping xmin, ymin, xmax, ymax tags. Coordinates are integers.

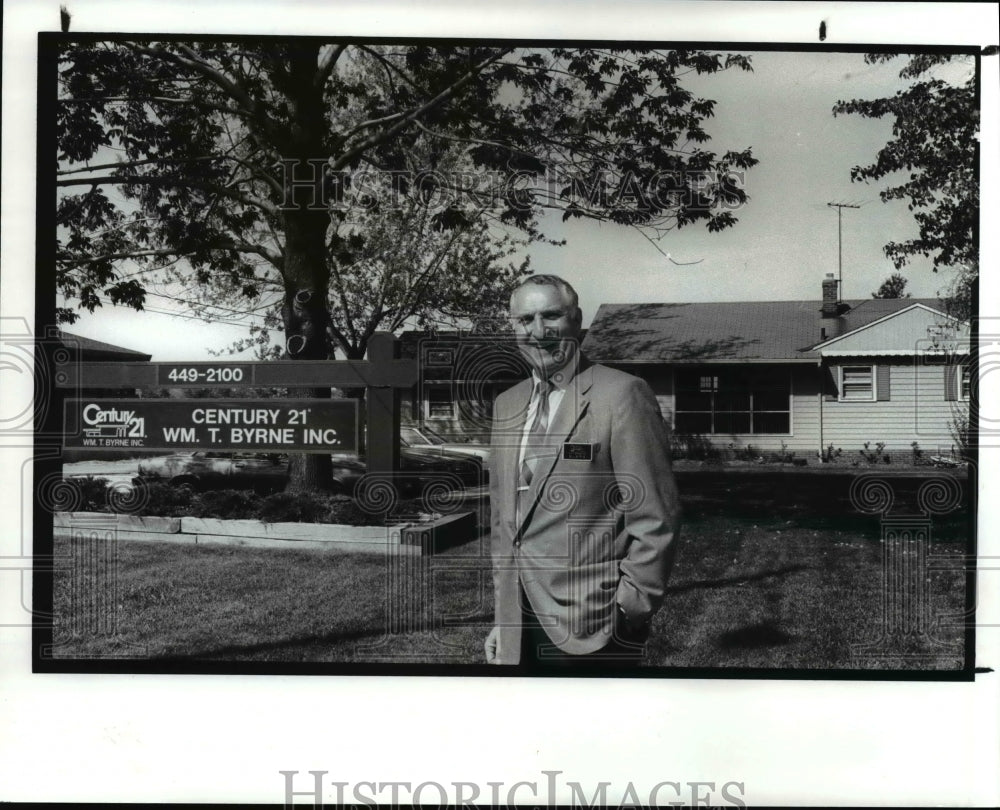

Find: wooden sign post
<box><xmin>364</xmin><ymin>332</ymin><xmax>402</xmax><ymax>479</ymax></box>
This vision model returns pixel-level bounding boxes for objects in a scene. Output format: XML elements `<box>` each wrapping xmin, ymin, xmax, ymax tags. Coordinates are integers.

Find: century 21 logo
<box><xmin>81</xmin><ymin>403</ymin><xmax>147</xmax><ymax>439</ymax></box>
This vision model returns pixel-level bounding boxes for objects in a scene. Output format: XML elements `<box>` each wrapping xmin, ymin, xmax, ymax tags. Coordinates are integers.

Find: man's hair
<box><xmin>510</xmin><ymin>274</ymin><xmax>580</xmax><ymax>310</ymax></box>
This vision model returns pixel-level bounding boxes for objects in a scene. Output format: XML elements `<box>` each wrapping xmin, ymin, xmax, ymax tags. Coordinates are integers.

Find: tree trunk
<box><xmin>282</xmin><ymin>222</ymin><xmax>337</xmax><ymax>493</ymax></box>
<box><xmin>280</xmin><ymin>44</ymin><xmax>336</xmax><ymax>493</ymax></box>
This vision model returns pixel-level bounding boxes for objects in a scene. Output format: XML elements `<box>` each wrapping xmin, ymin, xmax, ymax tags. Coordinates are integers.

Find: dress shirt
<box><xmin>516</xmin><ymin>355</ymin><xmax>579</xmax><ymax>473</ymax></box>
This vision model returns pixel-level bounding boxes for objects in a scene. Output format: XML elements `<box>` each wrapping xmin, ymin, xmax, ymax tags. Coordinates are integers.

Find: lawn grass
<box><xmin>50</xmin><ymin>471</ymin><xmax>971</xmax><ymax>670</ymax></box>
<box><xmin>51</xmin><ymin>533</ymin><xmax>495</xmax><ymax>663</ymax></box>
<box><xmin>645</xmin><ymin>515</ymin><xmax>966</xmax><ymax>670</ymax></box>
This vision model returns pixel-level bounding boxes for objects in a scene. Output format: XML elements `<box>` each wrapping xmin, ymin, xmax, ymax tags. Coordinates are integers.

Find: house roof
<box><xmin>399</xmin><ymin>329</ymin><xmax>588</xmax><ymax>358</ymax></box>
<box><xmin>57</xmin><ymin>330</ymin><xmax>152</xmax><ymax>361</ymax></box>
<box><xmin>580</xmin><ymin>298</ymin><xmax>950</xmax><ymax>363</ymax></box>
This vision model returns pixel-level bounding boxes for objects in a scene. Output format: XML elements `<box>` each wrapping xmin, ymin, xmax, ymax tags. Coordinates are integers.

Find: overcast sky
<box><xmin>56</xmin><ymin>47</ymin><xmax>974</xmax><ymax>360</ymax></box>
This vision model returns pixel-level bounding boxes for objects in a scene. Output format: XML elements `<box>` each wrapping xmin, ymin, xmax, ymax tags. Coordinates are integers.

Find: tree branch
<box><xmin>58</xmin><ymin>238</ymin><xmax>282</xmax><ymax>269</ymax></box>
<box><xmin>56</xmin><ymin>175</ymin><xmax>280</xmax><ymax>217</ymax></box>
<box><xmin>328</xmin><ymin>256</ymin><xmax>362</xmax><ymax>348</ymax></box>
<box><xmin>315</xmin><ymin>43</ymin><xmax>347</xmax><ymax>89</ymax></box>
<box><xmin>58</xmin><ymin>155</ymin><xmax>232</xmax><ymax>176</ymax></box>
<box><xmin>58</xmin><ymin>248</ymin><xmax>192</xmax><ymax>265</ymax></box>
<box><xmin>329</xmin><ymin>48</ymin><xmax>514</xmax><ymax>172</ymax></box>
<box><xmin>339</xmin><ymin>110</ymin><xmax>408</xmax><ymax>144</ymax></box>
<box><xmin>136</xmin><ymin>45</ymin><xmax>253</xmax><ymax>110</ymax></box>
<box><xmin>60</xmin><ymin>94</ymin><xmax>244</xmax><ymax>118</ymax></box>
<box><xmin>355</xmin><ymin>45</ymin><xmax>420</xmax><ymax>91</ymax></box>
<box><xmin>390</xmin><ymin>211</ymin><xmax>477</xmax><ymax>327</ymax></box>
<box><xmin>133</xmin><ymin>44</ymin><xmax>286</xmax><ymax>149</ymax></box>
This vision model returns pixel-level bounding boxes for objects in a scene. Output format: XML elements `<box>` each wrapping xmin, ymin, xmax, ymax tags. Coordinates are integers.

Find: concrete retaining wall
<box><xmin>53</xmin><ymin>510</ymin><xmax>477</xmax><ymax>556</ymax></box>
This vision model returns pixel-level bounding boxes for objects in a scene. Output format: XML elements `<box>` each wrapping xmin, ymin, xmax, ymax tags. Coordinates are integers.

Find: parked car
<box><xmin>133</xmin><ymin>445</ymin><xmax>485</xmax><ymax>494</ymax></box>
<box><xmin>134</xmin><ymin>451</ymin><xmax>289</xmax><ymax>492</ymax></box>
<box><xmin>330</xmin><ymin>444</ymin><xmax>485</xmax><ymax>495</ymax></box>
<box><xmin>400</xmin><ymin>425</ymin><xmax>492</xmax><ymax>464</ymax></box>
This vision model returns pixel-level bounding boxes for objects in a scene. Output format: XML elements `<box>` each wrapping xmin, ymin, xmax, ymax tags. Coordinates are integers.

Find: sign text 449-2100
<box><xmin>64</xmin><ymin>399</ymin><xmax>359</xmax><ymax>453</ymax></box>
<box><xmin>158</xmin><ymin>364</ymin><xmax>253</xmax><ymax>385</ymax></box>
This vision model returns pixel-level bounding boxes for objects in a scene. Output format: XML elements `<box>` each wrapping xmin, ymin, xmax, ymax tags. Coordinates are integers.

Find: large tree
<box><xmin>833</xmin><ymin>52</ymin><xmax>977</xmax><ymax>315</ymax></box>
<box><xmin>169</xmin><ymin>136</ymin><xmax>536</xmax><ymax>363</ymax></box>
<box><xmin>871</xmin><ymin>272</ymin><xmax>910</xmax><ymax>299</ymax></box>
<box><xmin>55</xmin><ymin>40</ymin><xmax>757</xmax><ymax>488</ymax></box>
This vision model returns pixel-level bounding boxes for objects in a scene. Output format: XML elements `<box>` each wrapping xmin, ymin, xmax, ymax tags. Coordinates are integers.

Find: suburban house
<box><xmin>56</xmin><ymin>330</ymin><xmax>152</xmax><ymax>397</ymax></box>
<box><xmin>399</xmin><ymin>329</ymin><xmax>531</xmax><ymax>442</ymax></box>
<box><xmin>401</xmin><ymin>275</ymin><xmax>971</xmax><ymax>461</ymax></box>
<box><xmin>56</xmin><ymin>330</ymin><xmax>153</xmax><ymax>364</ymax></box>
<box><xmin>580</xmin><ymin>275</ymin><xmax>971</xmax><ymax>461</ymax></box>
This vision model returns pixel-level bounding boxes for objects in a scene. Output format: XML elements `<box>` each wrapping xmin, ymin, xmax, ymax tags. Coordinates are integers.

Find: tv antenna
<box><xmin>827</xmin><ymin>202</ymin><xmax>860</xmax><ymax>300</ymax></box>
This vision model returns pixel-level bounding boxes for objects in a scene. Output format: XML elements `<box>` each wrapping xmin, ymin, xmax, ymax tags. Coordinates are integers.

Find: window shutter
<box><xmin>944</xmin><ymin>364</ymin><xmax>957</xmax><ymax>401</ymax></box>
<box><xmin>876</xmin><ymin>365</ymin><xmax>891</xmax><ymax>401</ymax></box>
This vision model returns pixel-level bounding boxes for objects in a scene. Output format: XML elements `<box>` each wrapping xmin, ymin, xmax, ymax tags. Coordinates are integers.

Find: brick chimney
<box><xmin>821</xmin><ymin>273</ymin><xmax>840</xmax><ymax>317</ymax></box>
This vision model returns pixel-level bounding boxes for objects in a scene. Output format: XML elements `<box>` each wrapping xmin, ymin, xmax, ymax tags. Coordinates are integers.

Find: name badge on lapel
<box><xmin>563</xmin><ymin>442</ymin><xmax>597</xmax><ymax>461</ymax></box>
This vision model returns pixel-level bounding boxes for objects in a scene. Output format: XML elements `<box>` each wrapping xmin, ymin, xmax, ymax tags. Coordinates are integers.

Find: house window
<box><xmin>959</xmin><ymin>364</ymin><xmax>971</xmax><ymax>401</ymax></box>
<box><xmin>839</xmin><ymin>365</ymin><xmax>875</xmax><ymax>401</ymax></box>
<box><xmin>674</xmin><ymin>368</ymin><xmax>790</xmax><ymax>435</ymax></box>
<box><xmin>424</xmin><ymin>385</ymin><xmax>455</xmax><ymax>419</ymax></box>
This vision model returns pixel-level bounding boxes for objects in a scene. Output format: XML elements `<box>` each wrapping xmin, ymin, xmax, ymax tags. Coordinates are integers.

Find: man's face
<box><xmin>509</xmin><ymin>283</ymin><xmax>583</xmax><ymax>381</ymax></box>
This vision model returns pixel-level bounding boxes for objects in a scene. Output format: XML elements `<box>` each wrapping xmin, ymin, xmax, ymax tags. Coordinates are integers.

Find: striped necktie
<box><xmin>520</xmin><ymin>378</ymin><xmax>553</xmax><ymax>489</ymax></box>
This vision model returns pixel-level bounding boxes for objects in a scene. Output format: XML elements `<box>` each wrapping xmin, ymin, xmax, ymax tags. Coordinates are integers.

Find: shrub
<box><xmin>189</xmin><ymin>489</ymin><xmax>260</xmax><ymax>520</ymax></box>
<box><xmin>859</xmin><ymin>441</ymin><xmax>889</xmax><ymax>465</ymax></box>
<box><xmin>818</xmin><ymin>444</ymin><xmax>842</xmax><ymax>463</ymax></box>
<box><xmin>767</xmin><ymin>441</ymin><xmax>795</xmax><ymax>464</ymax></box>
<box><xmin>256</xmin><ymin>491</ymin><xmax>424</xmax><ymax>526</ymax></box>
<box><xmin>133</xmin><ymin>481</ymin><xmax>196</xmax><ymax>516</ymax></box>
<box><xmin>669</xmin><ymin>433</ymin><xmax>720</xmax><ymax>461</ymax></box>
<box><xmin>122</xmin><ymin>484</ymin><xmax>442</xmax><ymax>526</ymax></box>
<box><xmin>949</xmin><ymin>412</ymin><xmax>972</xmax><ymax>462</ymax></box>
<box><xmin>324</xmin><ymin>494</ymin><xmax>396</xmax><ymax>526</ymax></box>
<box><xmin>73</xmin><ymin>476</ymin><xmax>111</xmax><ymax>511</ymax></box>
<box><xmin>256</xmin><ymin>491</ymin><xmax>330</xmax><ymax>523</ymax></box>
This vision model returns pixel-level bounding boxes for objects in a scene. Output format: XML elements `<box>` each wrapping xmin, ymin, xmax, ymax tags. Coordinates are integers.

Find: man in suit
<box><xmin>485</xmin><ymin>274</ymin><xmax>681</xmax><ymax>667</ymax></box>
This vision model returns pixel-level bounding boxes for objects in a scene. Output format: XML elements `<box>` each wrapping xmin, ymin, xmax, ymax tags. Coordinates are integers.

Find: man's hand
<box><xmin>485</xmin><ymin>626</ymin><xmax>500</xmax><ymax>664</ymax></box>
<box><xmin>615</xmin><ymin>604</ymin><xmax>651</xmax><ymax>644</ymax></box>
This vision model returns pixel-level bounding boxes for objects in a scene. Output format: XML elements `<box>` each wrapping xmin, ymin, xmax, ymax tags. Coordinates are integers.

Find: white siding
<box><xmin>818</xmin><ymin>305</ymin><xmax>969</xmax><ymax>354</ymax></box>
<box><xmin>622</xmin><ymin>358</ymin><xmax>967</xmax><ymax>460</ymax></box>
<box><xmin>822</xmin><ymin>359</ymin><xmax>967</xmax><ymax>455</ymax></box>
<box><xmin>788</xmin><ymin>365</ymin><xmax>822</xmax><ymax>452</ymax></box>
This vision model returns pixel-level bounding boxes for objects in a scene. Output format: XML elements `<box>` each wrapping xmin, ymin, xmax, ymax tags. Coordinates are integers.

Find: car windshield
<box><xmin>420</xmin><ymin>426</ymin><xmax>449</xmax><ymax>444</ymax></box>
<box><xmin>400</xmin><ymin>426</ymin><xmax>444</xmax><ymax>446</ymax></box>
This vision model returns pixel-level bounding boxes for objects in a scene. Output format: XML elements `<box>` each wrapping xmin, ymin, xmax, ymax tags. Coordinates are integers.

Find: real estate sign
<box><xmin>63</xmin><ymin>398</ymin><xmax>359</xmax><ymax>453</ymax></box>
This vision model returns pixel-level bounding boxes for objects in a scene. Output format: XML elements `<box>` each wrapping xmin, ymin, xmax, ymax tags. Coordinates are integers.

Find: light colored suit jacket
<box><xmin>489</xmin><ymin>360</ymin><xmax>680</xmax><ymax>663</ymax></box>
